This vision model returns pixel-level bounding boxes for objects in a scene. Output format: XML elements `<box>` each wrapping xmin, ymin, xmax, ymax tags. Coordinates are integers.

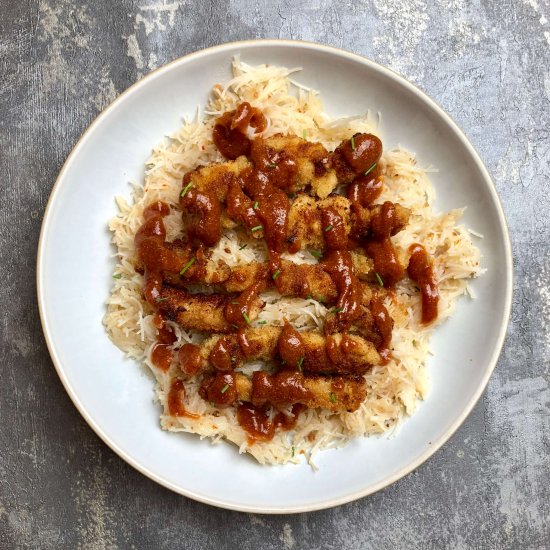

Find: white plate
<box><xmin>37</xmin><ymin>40</ymin><xmax>512</xmax><ymax>513</ymax></box>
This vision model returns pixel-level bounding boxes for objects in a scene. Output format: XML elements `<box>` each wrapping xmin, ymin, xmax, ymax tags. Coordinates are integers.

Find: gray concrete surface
<box><xmin>1</xmin><ymin>0</ymin><xmax>549</xmax><ymax>548</ymax></box>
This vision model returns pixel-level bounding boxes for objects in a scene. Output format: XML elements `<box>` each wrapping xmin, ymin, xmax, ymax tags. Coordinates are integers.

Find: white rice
<box><xmin>103</xmin><ymin>59</ymin><xmax>483</xmax><ymax>465</ymax></box>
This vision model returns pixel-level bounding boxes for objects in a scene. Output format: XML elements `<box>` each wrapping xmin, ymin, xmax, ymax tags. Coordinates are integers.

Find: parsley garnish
<box><xmin>179</xmin><ymin>257</ymin><xmax>196</xmax><ymax>275</ymax></box>
<box><xmin>251</xmin><ymin>225</ymin><xmax>263</xmax><ymax>232</ymax></box>
<box><xmin>324</xmin><ymin>224</ymin><xmax>333</xmax><ymax>232</ymax></box>
<box><xmin>155</xmin><ymin>297</ymin><xmax>168</xmax><ymax>303</ymax></box>
<box><xmin>291</xmin><ymin>446</ymin><xmax>295</xmax><ymax>457</ymax></box>
<box><xmin>267</xmin><ymin>163</ymin><xmax>277</xmax><ymax>169</ymax></box>
<box><xmin>242</xmin><ymin>310</ymin><xmax>251</xmax><ymax>325</ymax></box>
<box><xmin>112</xmin><ymin>274</ymin><xmax>122</xmax><ymax>279</ymax></box>
<box><xmin>272</xmin><ymin>270</ymin><xmax>281</xmax><ymax>280</ymax></box>
<box><xmin>329</xmin><ymin>392</ymin><xmax>337</xmax><ymax>403</ymax></box>
<box><xmin>296</xmin><ymin>356</ymin><xmax>304</xmax><ymax>372</ymax></box>
<box><xmin>257</xmin><ymin>320</ymin><xmax>267</xmax><ymax>325</ymax></box>
<box><xmin>375</xmin><ymin>272</ymin><xmax>384</xmax><ymax>287</ymax></box>
<box><xmin>220</xmin><ymin>384</ymin><xmax>229</xmax><ymax>394</ymax></box>
<box><xmin>351</xmin><ymin>135</ymin><xmax>356</xmax><ymax>150</ymax></box>
<box><xmin>364</xmin><ymin>162</ymin><xmax>377</xmax><ymax>176</ymax></box>
<box><xmin>180</xmin><ymin>182</ymin><xmax>193</xmax><ymax>197</ymax></box>
<box><xmin>302</xmin><ymin>129</ymin><xmax>307</xmax><ymax>140</ymax></box>
<box><xmin>310</xmin><ymin>249</ymin><xmax>323</xmax><ymax>259</ymax></box>
<box><xmin>253</xmin><ymin>201</ymin><xmax>259</xmax><ymax>210</ymax></box>
<box><xmin>239</xmin><ymin>244</ymin><xmax>248</xmax><ymax>250</ymax></box>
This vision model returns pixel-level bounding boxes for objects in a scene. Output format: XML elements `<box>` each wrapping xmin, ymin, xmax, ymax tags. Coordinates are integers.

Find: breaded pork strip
<box><xmin>157</xmin><ymin>286</ymin><xmax>263</xmax><ymax>333</ymax></box>
<box><xmin>188</xmin><ymin>327</ymin><xmax>380</xmax><ymax>375</ymax></box>
<box><xmin>287</xmin><ymin>195</ymin><xmax>410</xmax><ymax>251</ymax></box>
<box><xmin>250</xmin><ymin>134</ymin><xmax>338</xmax><ymax>198</ymax></box>
<box><xmin>202</xmin><ymin>372</ymin><xmax>367</xmax><ymax>413</ymax></box>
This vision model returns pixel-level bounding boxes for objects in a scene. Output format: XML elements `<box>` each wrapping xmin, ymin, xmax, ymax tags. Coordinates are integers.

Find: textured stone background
<box><xmin>1</xmin><ymin>0</ymin><xmax>549</xmax><ymax>548</ymax></box>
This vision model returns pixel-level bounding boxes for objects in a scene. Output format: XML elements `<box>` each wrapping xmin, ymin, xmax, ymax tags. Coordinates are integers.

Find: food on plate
<box><xmin>104</xmin><ymin>60</ymin><xmax>483</xmax><ymax>465</ymax></box>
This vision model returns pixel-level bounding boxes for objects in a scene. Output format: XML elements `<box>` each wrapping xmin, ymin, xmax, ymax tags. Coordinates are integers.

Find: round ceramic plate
<box><xmin>37</xmin><ymin>40</ymin><xmax>512</xmax><ymax>513</ymax></box>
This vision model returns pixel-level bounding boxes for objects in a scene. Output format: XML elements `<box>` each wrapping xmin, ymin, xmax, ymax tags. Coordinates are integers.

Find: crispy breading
<box><xmin>235</xmin><ymin>372</ymin><xmax>367</xmax><ymax>412</ymax></box>
<box><xmin>157</xmin><ymin>286</ymin><xmax>263</xmax><ymax>333</ymax></box>
<box><xmin>194</xmin><ymin>328</ymin><xmax>380</xmax><ymax>375</ymax></box>
<box><xmin>182</xmin><ymin>155</ymin><xmax>252</xmax><ymax>201</ymax></box>
<box><xmin>250</xmin><ymin>134</ymin><xmax>338</xmax><ymax>198</ymax></box>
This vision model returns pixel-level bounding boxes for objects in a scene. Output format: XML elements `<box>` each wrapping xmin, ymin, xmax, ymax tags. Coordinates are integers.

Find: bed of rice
<box><xmin>103</xmin><ymin>59</ymin><xmax>483</xmax><ymax>466</ymax></box>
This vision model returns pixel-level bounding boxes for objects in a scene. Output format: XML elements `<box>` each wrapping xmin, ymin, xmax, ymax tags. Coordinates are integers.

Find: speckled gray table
<box><xmin>1</xmin><ymin>1</ymin><xmax>548</xmax><ymax>548</ymax></box>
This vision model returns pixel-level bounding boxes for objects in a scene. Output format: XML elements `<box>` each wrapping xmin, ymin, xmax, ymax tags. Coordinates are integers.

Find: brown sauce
<box><xmin>407</xmin><ymin>244</ymin><xmax>439</xmax><ymax>324</ymax></box>
<box><xmin>243</xmin><ymin>171</ymin><xmax>290</xmax><ymax>252</ymax></box>
<box><xmin>168</xmin><ymin>379</ymin><xmax>200</xmax><ymax>418</ymax></box>
<box><xmin>225</xmin><ymin>178</ymin><xmax>262</xmax><ymax>231</ymax></box>
<box><xmin>178</xmin><ymin>343</ymin><xmax>202</xmax><ymax>375</ymax></box>
<box><xmin>370</xmin><ymin>201</ymin><xmax>399</xmax><ymax>240</ymax></box>
<box><xmin>135</xmin><ymin>201</ymin><xmax>171</xmax><ymax>307</ymax></box>
<box><xmin>364</xmin><ymin>238</ymin><xmax>405</xmax><ymax>288</ymax></box>
<box><xmin>252</xmin><ymin>371</ymin><xmax>312</xmax><ymax>405</ymax></box>
<box><xmin>237</xmin><ymin>402</ymin><xmax>304</xmax><ymax>443</ymax></box>
<box><xmin>224</xmin><ymin>279</ymin><xmax>265</xmax><ymax>329</ymax></box>
<box><xmin>347</xmin><ymin>168</ymin><xmax>383</xmax><ymax>207</ymax></box>
<box><xmin>322</xmin><ymin>250</ymin><xmax>362</xmax><ymax>330</ymax></box>
<box><xmin>213</xmin><ymin>102</ymin><xmax>267</xmax><ymax>160</ymax></box>
<box><xmin>320</xmin><ymin>207</ymin><xmax>347</xmax><ymax>250</ymax></box>
<box><xmin>200</xmin><ymin>373</ymin><xmax>238</xmax><ymax>406</ymax></box>
<box><xmin>278</xmin><ymin>321</ymin><xmax>306</xmax><ymax>370</ymax></box>
<box><xmin>151</xmin><ymin>343</ymin><xmax>173</xmax><ymax>371</ymax></box>
<box><xmin>209</xmin><ymin>336</ymin><xmax>241</xmax><ymax>372</ymax></box>
<box><xmin>370</xmin><ymin>298</ymin><xmax>393</xmax><ymax>364</ymax></box>
<box><xmin>180</xmin><ymin>187</ymin><xmax>221</xmax><ymax>247</ymax></box>
<box><xmin>341</xmin><ymin>133</ymin><xmax>383</xmax><ymax>174</ymax></box>
<box><xmin>153</xmin><ymin>313</ymin><xmax>177</xmax><ymax>345</ymax></box>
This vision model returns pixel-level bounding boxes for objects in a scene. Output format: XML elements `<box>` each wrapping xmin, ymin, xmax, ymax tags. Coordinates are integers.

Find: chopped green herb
<box><xmin>305</xmin><ymin>294</ymin><xmax>312</xmax><ymax>300</ymax></box>
<box><xmin>364</xmin><ymin>162</ymin><xmax>377</xmax><ymax>176</ymax></box>
<box><xmin>231</xmin><ymin>300</ymin><xmax>239</xmax><ymax>305</ymax></box>
<box><xmin>296</xmin><ymin>356</ymin><xmax>304</xmax><ymax>372</ymax></box>
<box><xmin>253</xmin><ymin>201</ymin><xmax>259</xmax><ymax>210</ymax></box>
<box><xmin>317</xmin><ymin>295</ymin><xmax>326</xmax><ymax>303</ymax></box>
<box><xmin>302</xmin><ymin>129</ymin><xmax>307</xmax><ymax>140</ymax></box>
<box><xmin>155</xmin><ymin>297</ymin><xmax>168</xmax><ymax>303</ymax></box>
<box><xmin>310</xmin><ymin>249</ymin><xmax>323</xmax><ymax>259</ymax></box>
<box><xmin>230</xmin><ymin>323</ymin><xmax>239</xmax><ymax>330</ymax></box>
<box><xmin>351</xmin><ymin>135</ymin><xmax>356</xmax><ymax>150</ymax></box>
<box><xmin>242</xmin><ymin>310</ymin><xmax>251</xmax><ymax>325</ymax></box>
<box><xmin>180</xmin><ymin>182</ymin><xmax>193</xmax><ymax>197</ymax></box>
<box><xmin>329</xmin><ymin>392</ymin><xmax>337</xmax><ymax>403</ymax></box>
<box><xmin>375</xmin><ymin>272</ymin><xmax>384</xmax><ymax>287</ymax></box>
<box><xmin>331</xmin><ymin>306</ymin><xmax>344</xmax><ymax>313</ymax></box>
<box><xmin>220</xmin><ymin>384</ymin><xmax>229</xmax><ymax>394</ymax></box>
<box><xmin>272</xmin><ymin>270</ymin><xmax>281</xmax><ymax>280</ymax></box>
<box><xmin>324</xmin><ymin>224</ymin><xmax>333</xmax><ymax>232</ymax></box>
<box><xmin>251</xmin><ymin>225</ymin><xmax>263</xmax><ymax>232</ymax></box>
<box><xmin>257</xmin><ymin>320</ymin><xmax>267</xmax><ymax>325</ymax></box>
<box><xmin>179</xmin><ymin>257</ymin><xmax>196</xmax><ymax>275</ymax></box>
<box><xmin>267</xmin><ymin>163</ymin><xmax>277</xmax><ymax>169</ymax></box>
<box><xmin>112</xmin><ymin>274</ymin><xmax>122</xmax><ymax>279</ymax></box>
<box><xmin>291</xmin><ymin>446</ymin><xmax>295</xmax><ymax>457</ymax></box>
<box><xmin>239</xmin><ymin>243</ymin><xmax>248</xmax><ymax>250</ymax></box>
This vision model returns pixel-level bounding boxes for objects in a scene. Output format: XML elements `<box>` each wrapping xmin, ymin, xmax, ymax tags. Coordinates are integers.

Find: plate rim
<box><xmin>36</xmin><ymin>38</ymin><xmax>513</xmax><ymax>514</ymax></box>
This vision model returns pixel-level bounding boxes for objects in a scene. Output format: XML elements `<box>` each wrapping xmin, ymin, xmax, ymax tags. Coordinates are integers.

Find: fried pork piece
<box><xmin>287</xmin><ymin>194</ymin><xmax>350</xmax><ymax>251</ymax></box>
<box><xmin>250</xmin><ymin>134</ymin><xmax>338</xmax><ymax>198</ymax></box>
<box><xmin>182</xmin><ymin>155</ymin><xmax>252</xmax><ymax>202</ymax></box>
<box><xmin>227</xmin><ymin>371</ymin><xmax>367</xmax><ymax>413</ymax></box>
<box><xmin>136</xmin><ymin>240</ymin><xmax>231</xmax><ymax>285</ymax></box>
<box><xmin>352</xmin><ymin>201</ymin><xmax>411</xmax><ymax>239</ymax></box>
<box><xmin>195</xmin><ymin>327</ymin><xmax>380</xmax><ymax>375</ymax></box>
<box><xmin>156</xmin><ymin>286</ymin><xmax>263</xmax><ymax>333</ymax></box>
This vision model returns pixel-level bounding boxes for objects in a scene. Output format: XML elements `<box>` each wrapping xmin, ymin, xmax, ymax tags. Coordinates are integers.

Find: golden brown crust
<box><xmin>234</xmin><ymin>372</ymin><xmax>366</xmax><ymax>412</ymax></box>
